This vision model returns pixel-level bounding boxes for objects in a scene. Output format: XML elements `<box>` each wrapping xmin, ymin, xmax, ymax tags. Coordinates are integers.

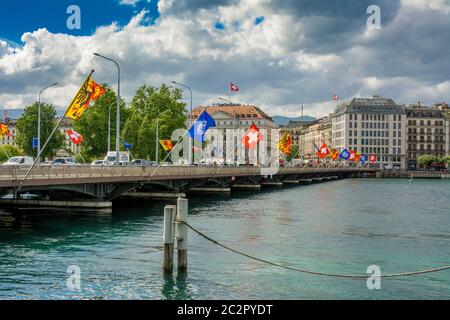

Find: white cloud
<box><xmin>0</xmin><ymin>0</ymin><xmax>450</xmax><ymax>119</ymax></box>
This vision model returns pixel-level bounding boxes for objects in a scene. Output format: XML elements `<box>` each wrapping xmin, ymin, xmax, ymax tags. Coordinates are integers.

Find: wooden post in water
<box><xmin>176</xmin><ymin>197</ymin><xmax>188</xmax><ymax>271</ymax></box>
<box><xmin>163</xmin><ymin>205</ymin><xmax>176</xmax><ymax>273</ymax></box>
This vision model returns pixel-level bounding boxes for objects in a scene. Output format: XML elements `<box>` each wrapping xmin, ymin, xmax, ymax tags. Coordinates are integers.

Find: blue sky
<box><xmin>0</xmin><ymin>0</ymin><xmax>159</xmax><ymax>44</ymax></box>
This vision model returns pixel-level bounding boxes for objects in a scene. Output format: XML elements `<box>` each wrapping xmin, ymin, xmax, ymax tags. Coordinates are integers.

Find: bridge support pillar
<box><xmin>175</xmin><ymin>198</ymin><xmax>188</xmax><ymax>272</ymax></box>
<box><xmin>163</xmin><ymin>205</ymin><xmax>176</xmax><ymax>273</ymax></box>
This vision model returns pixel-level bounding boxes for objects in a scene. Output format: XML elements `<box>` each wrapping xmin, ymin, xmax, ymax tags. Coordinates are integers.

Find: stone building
<box><xmin>332</xmin><ymin>96</ymin><xmax>407</xmax><ymax>169</ymax></box>
<box><xmin>405</xmin><ymin>104</ymin><xmax>447</xmax><ymax>170</ymax></box>
<box><xmin>191</xmin><ymin>104</ymin><xmax>276</xmax><ymax>163</ymax></box>
<box><xmin>298</xmin><ymin>116</ymin><xmax>332</xmax><ymax>161</ymax></box>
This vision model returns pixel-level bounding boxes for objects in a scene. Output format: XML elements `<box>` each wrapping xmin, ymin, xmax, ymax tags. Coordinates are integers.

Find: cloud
<box><xmin>0</xmin><ymin>0</ymin><xmax>449</xmax><ymax>118</ymax></box>
<box><xmin>118</xmin><ymin>0</ymin><xmax>149</xmax><ymax>6</ymax></box>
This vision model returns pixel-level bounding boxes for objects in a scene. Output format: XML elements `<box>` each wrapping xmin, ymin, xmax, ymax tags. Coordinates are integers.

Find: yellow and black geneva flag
<box><xmin>66</xmin><ymin>70</ymin><xmax>106</xmax><ymax>120</ymax></box>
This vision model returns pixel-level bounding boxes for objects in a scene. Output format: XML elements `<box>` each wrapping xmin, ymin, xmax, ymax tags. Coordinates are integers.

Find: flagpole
<box><xmin>16</xmin><ymin>70</ymin><xmax>95</xmax><ymax>196</ymax></box>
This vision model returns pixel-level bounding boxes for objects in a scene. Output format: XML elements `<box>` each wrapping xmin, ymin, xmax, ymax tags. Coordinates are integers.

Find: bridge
<box><xmin>0</xmin><ymin>165</ymin><xmax>379</xmax><ymax>208</ymax></box>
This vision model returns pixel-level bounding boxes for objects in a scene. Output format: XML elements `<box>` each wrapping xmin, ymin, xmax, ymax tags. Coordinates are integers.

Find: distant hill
<box><xmin>272</xmin><ymin>115</ymin><xmax>316</xmax><ymax>127</ymax></box>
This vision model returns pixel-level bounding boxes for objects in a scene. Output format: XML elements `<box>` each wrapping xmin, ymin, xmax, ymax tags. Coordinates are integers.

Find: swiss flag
<box><xmin>66</xmin><ymin>129</ymin><xmax>83</xmax><ymax>145</ymax></box>
<box><xmin>369</xmin><ymin>155</ymin><xmax>377</xmax><ymax>163</ymax></box>
<box><xmin>315</xmin><ymin>143</ymin><xmax>329</xmax><ymax>159</ymax></box>
<box><xmin>230</xmin><ymin>83</ymin><xmax>239</xmax><ymax>92</ymax></box>
<box><xmin>349</xmin><ymin>150</ymin><xmax>356</xmax><ymax>162</ymax></box>
<box><xmin>241</xmin><ymin>124</ymin><xmax>262</xmax><ymax>149</ymax></box>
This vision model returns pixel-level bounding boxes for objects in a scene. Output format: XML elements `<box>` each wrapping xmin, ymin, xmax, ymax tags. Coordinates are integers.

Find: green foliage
<box><xmin>15</xmin><ymin>103</ymin><xmax>65</xmax><ymax>160</ymax></box>
<box><xmin>73</xmin><ymin>84</ymin><xmax>129</xmax><ymax>160</ymax></box>
<box><xmin>440</xmin><ymin>156</ymin><xmax>450</xmax><ymax>164</ymax></box>
<box><xmin>123</xmin><ymin>84</ymin><xmax>187</xmax><ymax>160</ymax></box>
<box><xmin>287</xmin><ymin>144</ymin><xmax>299</xmax><ymax>162</ymax></box>
<box><xmin>417</xmin><ymin>154</ymin><xmax>439</xmax><ymax>168</ymax></box>
<box><xmin>0</xmin><ymin>145</ymin><xmax>24</xmax><ymax>163</ymax></box>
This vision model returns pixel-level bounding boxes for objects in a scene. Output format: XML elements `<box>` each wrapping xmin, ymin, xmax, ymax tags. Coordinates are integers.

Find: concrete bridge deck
<box><xmin>0</xmin><ymin>165</ymin><xmax>379</xmax><ymax>205</ymax></box>
<box><xmin>0</xmin><ymin>165</ymin><xmax>377</xmax><ymax>188</ymax></box>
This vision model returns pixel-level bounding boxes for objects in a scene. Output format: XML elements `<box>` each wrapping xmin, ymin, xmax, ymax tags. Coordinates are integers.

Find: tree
<box><xmin>287</xmin><ymin>144</ymin><xmax>299</xmax><ymax>162</ymax></box>
<box><xmin>417</xmin><ymin>154</ymin><xmax>439</xmax><ymax>168</ymax></box>
<box><xmin>440</xmin><ymin>156</ymin><xmax>450</xmax><ymax>165</ymax></box>
<box><xmin>15</xmin><ymin>103</ymin><xmax>65</xmax><ymax>160</ymax></box>
<box><xmin>73</xmin><ymin>84</ymin><xmax>129</xmax><ymax>160</ymax></box>
<box><xmin>0</xmin><ymin>145</ymin><xmax>23</xmax><ymax>162</ymax></box>
<box><xmin>123</xmin><ymin>84</ymin><xmax>186</xmax><ymax>161</ymax></box>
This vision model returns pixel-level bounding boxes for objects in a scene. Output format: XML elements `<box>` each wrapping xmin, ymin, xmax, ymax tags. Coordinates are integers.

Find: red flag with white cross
<box><xmin>241</xmin><ymin>124</ymin><xmax>263</xmax><ymax>149</ymax></box>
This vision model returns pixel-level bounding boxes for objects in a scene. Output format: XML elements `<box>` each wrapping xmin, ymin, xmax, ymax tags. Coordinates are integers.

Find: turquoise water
<box><xmin>0</xmin><ymin>178</ymin><xmax>449</xmax><ymax>299</ymax></box>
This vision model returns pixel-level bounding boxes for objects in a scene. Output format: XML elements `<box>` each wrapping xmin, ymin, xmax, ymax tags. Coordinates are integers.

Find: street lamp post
<box><xmin>37</xmin><ymin>82</ymin><xmax>58</xmax><ymax>162</ymax></box>
<box><xmin>107</xmin><ymin>101</ymin><xmax>116</xmax><ymax>152</ymax></box>
<box><xmin>171</xmin><ymin>81</ymin><xmax>193</xmax><ymax>164</ymax></box>
<box><xmin>94</xmin><ymin>53</ymin><xmax>121</xmax><ymax>165</ymax></box>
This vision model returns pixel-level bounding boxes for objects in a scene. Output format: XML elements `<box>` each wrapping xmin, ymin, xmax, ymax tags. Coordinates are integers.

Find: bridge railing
<box><xmin>0</xmin><ymin>164</ymin><xmax>374</xmax><ymax>183</ymax></box>
<box><xmin>0</xmin><ymin>165</ymin><xmax>262</xmax><ymax>181</ymax></box>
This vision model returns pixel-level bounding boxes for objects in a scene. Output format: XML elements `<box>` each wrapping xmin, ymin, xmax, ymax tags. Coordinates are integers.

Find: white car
<box><xmin>51</xmin><ymin>157</ymin><xmax>79</xmax><ymax>166</ymax></box>
<box><xmin>91</xmin><ymin>160</ymin><xmax>106</xmax><ymax>166</ymax></box>
<box><xmin>3</xmin><ymin>156</ymin><xmax>34</xmax><ymax>166</ymax></box>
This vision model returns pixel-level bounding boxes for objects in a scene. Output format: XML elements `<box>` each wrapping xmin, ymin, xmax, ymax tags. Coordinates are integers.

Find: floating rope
<box><xmin>180</xmin><ymin>220</ymin><xmax>450</xmax><ymax>279</ymax></box>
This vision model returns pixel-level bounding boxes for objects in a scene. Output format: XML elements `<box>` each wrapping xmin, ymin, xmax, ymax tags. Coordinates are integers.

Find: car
<box><xmin>51</xmin><ymin>157</ymin><xmax>79</xmax><ymax>166</ymax></box>
<box><xmin>91</xmin><ymin>160</ymin><xmax>106</xmax><ymax>166</ymax></box>
<box><xmin>130</xmin><ymin>159</ymin><xmax>149</xmax><ymax>166</ymax></box>
<box><xmin>2</xmin><ymin>156</ymin><xmax>34</xmax><ymax>166</ymax></box>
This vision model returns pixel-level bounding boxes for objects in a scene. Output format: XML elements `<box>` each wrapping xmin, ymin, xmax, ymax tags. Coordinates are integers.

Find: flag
<box><xmin>66</xmin><ymin>72</ymin><xmax>106</xmax><ymax>120</ymax></box>
<box><xmin>339</xmin><ymin>148</ymin><xmax>350</xmax><ymax>160</ymax></box>
<box><xmin>230</xmin><ymin>83</ymin><xmax>239</xmax><ymax>92</ymax></box>
<box><xmin>278</xmin><ymin>132</ymin><xmax>293</xmax><ymax>155</ymax></box>
<box><xmin>329</xmin><ymin>148</ymin><xmax>339</xmax><ymax>160</ymax></box>
<box><xmin>333</xmin><ymin>95</ymin><xmax>339</xmax><ymax>101</ymax></box>
<box><xmin>0</xmin><ymin>124</ymin><xmax>12</xmax><ymax>137</ymax></box>
<box><xmin>188</xmin><ymin>110</ymin><xmax>216</xmax><ymax>142</ymax></box>
<box><xmin>349</xmin><ymin>150</ymin><xmax>356</xmax><ymax>162</ymax></box>
<box><xmin>159</xmin><ymin>140</ymin><xmax>174</xmax><ymax>152</ymax></box>
<box><xmin>124</xmin><ymin>141</ymin><xmax>132</xmax><ymax>150</ymax></box>
<box><xmin>369</xmin><ymin>155</ymin><xmax>377</xmax><ymax>163</ymax></box>
<box><xmin>316</xmin><ymin>143</ymin><xmax>329</xmax><ymax>159</ymax></box>
<box><xmin>360</xmin><ymin>154</ymin><xmax>368</xmax><ymax>164</ymax></box>
<box><xmin>242</xmin><ymin>124</ymin><xmax>263</xmax><ymax>149</ymax></box>
<box><xmin>65</xmin><ymin>129</ymin><xmax>83</xmax><ymax>145</ymax></box>
<box><xmin>354</xmin><ymin>152</ymin><xmax>362</xmax><ymax>163</ymax></box>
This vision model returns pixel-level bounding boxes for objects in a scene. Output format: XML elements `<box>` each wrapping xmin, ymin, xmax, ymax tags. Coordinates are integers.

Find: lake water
<box><xmin>0</xmin><ymin>178</ymin><xmax>449</xmax><ymax>299</ymax></box>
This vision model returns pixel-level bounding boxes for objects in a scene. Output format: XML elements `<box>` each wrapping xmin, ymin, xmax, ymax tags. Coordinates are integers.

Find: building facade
<box><xmin>279</xmin><ymin>120</ymin><xmax>311</xmax><ymax>150</ymax></box>
<box><xmin>405</xmin><ymin>104</ymin><xmax>447</xmax><ymax>169</ymax></box>
<box><xmin>299</xmin><ymin>116</ymin><xmax>332</xmax><ymax>161</ymax></box>
<box><xmin>191</xmin><ymin>104</ymin><xmax>277</xmax><ymax>163</ymax></box>
<box><xmin>332</xmin><ymin>96</ymin><xmax>407</xmax><ymax>169</ymax></box>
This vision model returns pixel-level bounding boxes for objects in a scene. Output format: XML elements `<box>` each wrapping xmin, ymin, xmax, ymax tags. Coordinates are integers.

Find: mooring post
<box><xmin>175</xmin><ymin>197</ymin><xmax>188</xmax><ymax>272</ymax></box>
<box><xmin>163</xmin><ymin>205</ymin><xmax>176</xmax><ymax>273</ymax></box>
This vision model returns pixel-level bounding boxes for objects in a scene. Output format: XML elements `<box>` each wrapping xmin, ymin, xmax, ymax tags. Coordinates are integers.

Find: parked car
<box><xmin>51</xmin><ymin>157</ymin><xmax>79</xmax><ymax>166</ymax></box>
<box><xmin>91</xmin><ymin>160</ymin><xmax>106</xmax><ymax>166</ymax></box>
<box><xmin>130</xmin><ymin>159</ymin><xmax>149</xmax><ymax>166</ymax></box>
<box><xmin>2</xmin><ymin>156</ymin><xmax>34</xmax><ymax>166</ymax></box>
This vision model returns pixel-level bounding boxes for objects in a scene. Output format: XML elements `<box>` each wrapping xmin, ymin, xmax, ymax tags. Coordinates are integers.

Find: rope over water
<box><xmin>179</xmin><ymin>221</ymin><xmax>450</xmax><ymax>279</ymax></box>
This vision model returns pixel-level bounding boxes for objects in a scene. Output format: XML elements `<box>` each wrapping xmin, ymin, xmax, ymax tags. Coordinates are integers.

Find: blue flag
<box><xmin>188</xmin><ymin>111</ymin><xmax>216</xmax><ymax>142</ymax></box>
<box><xmin>360</xmin><ymin>154</ymin><xmax>368</xmax><ymax>163</ymax></box>
<box><xmin>339</xmin><ymin>148</ymin><xmax>350</xmax><ymax>160</ymax></box>
<box><xmin>124</xmin><ymin>141</ymin><xmax>132</xmax><ymax>150</ymax></box>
